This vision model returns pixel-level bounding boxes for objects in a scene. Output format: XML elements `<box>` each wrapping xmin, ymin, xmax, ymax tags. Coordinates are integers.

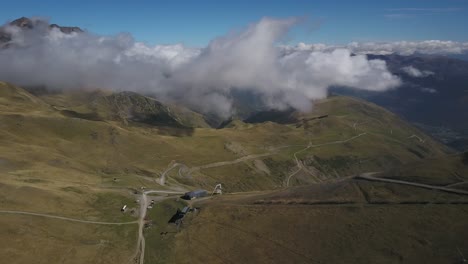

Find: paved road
<box><xmin>356</xmin><ymin>174</ymin><xmax>468</xmax><ymax>196</ymax></box>
<box><xmin>0</xmin><ymin>210</ymin><xmax>138</xmax><ymax>225</ymax></box>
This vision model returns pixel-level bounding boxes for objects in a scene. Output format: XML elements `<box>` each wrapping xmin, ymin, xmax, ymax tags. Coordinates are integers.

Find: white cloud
<box><xmin>124</xmin><ymin>43</ymin><xmax>199</xmax><ymax>68</ymax></box>
<box><xmin>0</xmin><ymin>17</ymin><xmax>401</xmax><ymax>117</ymax></box>
<box><xmin>286</xmin><ymin>40</ymin><xmax>468</xmax><ymax>56</ymax></box>
<box><xmin>420</xmin><ymin>87</ymin><xmax>437</xmax><ymax>93</ymax></box>
<box><xmin>402</xmin><ymin>66</ymin><xmax>434</xmax><ymax>77</ymax></box>
<box><xmin>384</xmin><ymin>14</ymin><xmax>414</xmax><ymax>19</ymax></box>
<box><xmin>387</xmin><ymin>8</ymin><xmax>462</xmax><ymax>12</ymax></box>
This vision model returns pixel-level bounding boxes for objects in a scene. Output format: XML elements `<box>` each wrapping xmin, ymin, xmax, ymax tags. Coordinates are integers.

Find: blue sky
<box><xmin>1</xmin><ymin>0</ymin><xmax>467</xmax><ymax>46</ymax></box>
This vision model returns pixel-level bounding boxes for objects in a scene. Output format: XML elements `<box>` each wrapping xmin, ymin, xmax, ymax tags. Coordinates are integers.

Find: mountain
<box><xmin>55</xmin><ymin>91</ymin><xmax>210</xmax><ymax>128</ymax></box>
<box><xmin>0</xmin><ymin>81</ymin><xmax>450</xmax><ymax>185</ymax></box>
<box><xmin>0</xmin><ymin>17</ymin><xmax>83</xmax><ymax>47</ymax></box>
<box><xmin>1</xmin><ymin>80</ymin><xmax>465</xmax><ymax>263</ymax></box>
<box><xmin>330</xmin><ymin>54</ymin><xmax>468</xmax><ymax>150</ymax></box>
<box><xmin>0</xmin><ymin>81</ymin><xmax>450</xmax><ymax>192</ymax></box>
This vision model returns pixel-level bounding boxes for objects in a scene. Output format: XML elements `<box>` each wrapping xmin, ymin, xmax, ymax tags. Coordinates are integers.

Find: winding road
<box><xmin>286</xmin><ymin>133</ymin><xmax>367</xmax><ymax>186</ymax></box>
<box><xmin>286</xmin><ymin>145</ymin><xmax>311</xmax><ymax>187</ymax></box>
<box><xmin>159</xmin><ymin>163</ymin><xmax>184</xmax><ymax>185</ymax></box>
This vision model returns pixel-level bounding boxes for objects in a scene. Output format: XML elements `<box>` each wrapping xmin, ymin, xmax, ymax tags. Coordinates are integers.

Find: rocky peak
<box><xmin>9</xmin><ymin>17</ymin><xmax>35</xmax><ymax>29</ymax></box>
<box><xmin>0</xmin><ymin>17</ymin><xmax>83</xmax><ymax>45</ymax></box>
<box><xmin>49</xmin><ymin>23</ymin><xmax>83</xmax><ymax>34</ymax></box>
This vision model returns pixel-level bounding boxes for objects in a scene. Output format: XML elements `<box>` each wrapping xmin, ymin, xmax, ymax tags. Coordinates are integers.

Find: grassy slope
<box><xmin>144</xmin><ymin>198</ymin><xmax>187</xmax><ymax>264</ymax></box>
<box><xmin>0</xmin><ymin>82</ymin><xmax>458</xmax><ymax>263</ymax></box>
<box><xmin>174</xmin><ymin>180</ymin><xmax>468</xmax><ymax>264</ymax></box>
<box><xmin>194</xmin><ymin>96</ymin><xmax>449</xmax><ymax>191</ymax></box>
<box><xmin>1</xmin><ymin>87</ymin><xmax>450</xmax><ymax>193</ymax></box>
<box><xmin>41</xmin><ymin>90</ymin><xmax>210</xmax><ymax>128</ymax></box>
<box><xmin>0</xmin><ymin>214</ymin><xmax>137</xmax><ymax>264</ymax></box>
<box><xmin>378</xmin><ymin>153</ymin><xmax>468</xmax><ymax>187</ymax></box>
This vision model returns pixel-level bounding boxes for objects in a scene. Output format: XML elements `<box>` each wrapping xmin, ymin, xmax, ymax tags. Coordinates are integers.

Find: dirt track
<box><xmin>0</xmin><ymin>210</ymin><xmax>139</xmax><ymax>225</ymax></box>
<box><xmin>356</xmin><ymin>173</ymin><xmax>468</xmax><ymax>196</ymax></box>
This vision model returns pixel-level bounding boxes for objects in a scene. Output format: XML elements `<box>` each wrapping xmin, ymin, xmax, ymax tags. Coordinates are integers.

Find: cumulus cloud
<box><xmin>420</xmin><ymin>87</ymin><xmax>437</xmax><ymax>93</ymax></box>
<box><xmin>402</xmin><ymin>66</ymin><xmax>434</xmax><ymax>77</ymax></box>
<box><xmin>285</xmin><ymin>40</ymin><xmax>468</xmax><ymax>56</ymax></box>
<box><xmin>0</xmin><ymin>17</ymin><xmax>401</xmax><ymax>117</ymax></box>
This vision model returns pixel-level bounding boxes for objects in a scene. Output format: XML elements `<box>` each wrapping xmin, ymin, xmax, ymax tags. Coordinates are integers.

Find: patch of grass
<box><xmin>173</xmin><ymin>181</ymin><xmax>468</xmax><ymax>264</ymax></box>
<box><xmin>314</xmin><ymin>155</ymin><xmax>358</xmax><ymax>171</ymax></box>
<box><xmin>61</xmin><ymin>186</ymin><xmax>85</xmax><ymax>194</ymax></box>
<box><xmin>88</xmin><ymin>192</ymin><xmax>137</xmax><ymax>222</ymax></box>
<box><xmin>381</xmin><ymin>154</ymin><xmax>468</xmax><ymax>186</ymax></box>
<box><xmin>0</xmin><ymin>214</ymin><xmax>137</xmax><ymax>264</ymax></box>
<box><xmin>21</xmin><ymin>178</ymin><xmax>46</xmax><ymax>184</ymax></box>
<box><xmin>144</xmin><ymin>198</ymin><xmax>187</xmax><ymax>264</ymax></box>
<box><xmin>463</xmin><ymin>152</ymin><xmax>468</xmax><ymax>165</ymax></box>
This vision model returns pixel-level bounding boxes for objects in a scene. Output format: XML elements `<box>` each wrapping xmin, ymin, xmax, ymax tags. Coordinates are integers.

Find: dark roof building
<box><xmin>182</xmin><ymin>190</ymin><xmax>208</xmax><ymax>200</ymax></box>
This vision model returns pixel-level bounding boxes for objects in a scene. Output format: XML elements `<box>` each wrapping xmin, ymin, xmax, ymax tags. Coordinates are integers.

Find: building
<box><xmin>212</xmin><ymin>183</ymin><xmax>222</xmax><ymax>195</ymax></box>
<box><xmin>182</xmin><ymin>190</ymin><xmax>208</xmax><ymax>200</ymax></box>
<box><xmin>181</xmin><ymin>206</ymin><xmax>190</xmax><ymax>214</ymax></box>
<box><xmin>168</xmin><ymin>207</ymin><xmax>193</xmax><ymax>227</ymax></box>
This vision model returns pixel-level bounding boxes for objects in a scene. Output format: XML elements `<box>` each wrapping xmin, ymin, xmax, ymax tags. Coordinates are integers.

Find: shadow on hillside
<box><xmin>60</xmin><ymin>110</ymin><xmax>103</xmax><ymax>121</ymax></box>
<box><xmin>156</xmin><ymin>125</ymin><xmax>195</xmax><ymax>137</ymax></box>
<box><xmin>244</xmin><ymin>108</ymin><xmax>298</xmax><ymax>124</ymax></box>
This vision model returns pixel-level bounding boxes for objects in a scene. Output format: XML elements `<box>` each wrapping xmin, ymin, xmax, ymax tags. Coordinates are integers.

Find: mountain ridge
<box><xmin>0</xmin><ymin>16</ymin><xmax>83</xmax><ymax>47</ymax></box>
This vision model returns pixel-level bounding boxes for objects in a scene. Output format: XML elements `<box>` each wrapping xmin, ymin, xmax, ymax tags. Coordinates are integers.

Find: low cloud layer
<box><xmin>0</xmin><ymin>17</ymin><xmax>402</xmax><ymax>116</ymax></box>
<box><xmin>401</xmin><ymin>66</ymin><xmax>434</xmax><ymax>78</ymax></box>
<box><xmin>285</xmin><ymin>40</ymin><xmax>468</xmax><ymax>56</ymax></box>
<box><xmin>420</xmin><ymin>87</ymin><xmax>437</xmax><ymax>93</ymax></box>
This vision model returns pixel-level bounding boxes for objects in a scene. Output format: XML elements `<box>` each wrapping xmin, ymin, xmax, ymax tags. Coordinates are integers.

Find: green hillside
<box><xmin>175</xmin><ymin>178</ymin><xmax>468</xmax><ymax>264</ymax></box>
<box><xmin>41</xmin><ymin>90</ymin><xmax>210</xmax><ymax>128</ymax></box>
<box><xmin>0</xmin><ymin>81</ymin><xmax>461</xmax><ymax>263</ymax></box>
<box><xmin>378</xmin><ymin>153</ymin><xmax>468</xmax><ymax>188</ymax></box>
<box><xmin>0</xmin><ymin>82</ymin><xmax>452</xmax><ymax>192</ymax></box>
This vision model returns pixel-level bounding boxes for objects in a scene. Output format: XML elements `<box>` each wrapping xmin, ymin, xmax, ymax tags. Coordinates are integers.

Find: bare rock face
<box><xmin>0</xmin><ymin>31</ymin><xmax>10</xmax><ymax>43</ymax></box>
<box><xmin>49</xmin><ymin>23</ymin><xmax>83</xmax><ymax>34</ymax></box>
<box><xmin>9</xmin><ymin>17</ymin><xmax>36</xmax><ymax>28</ymax></box>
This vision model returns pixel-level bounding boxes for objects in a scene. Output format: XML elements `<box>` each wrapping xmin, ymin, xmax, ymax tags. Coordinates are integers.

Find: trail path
<box><xmin>159</xmin><ymin>163</ymin><xmax>184</xmax><ymax>185</ymax></box>
<box><xmin>356</xmin><ymin>173</ymin><xmax>468</xmax><ymax>196</ymax></box>
<box><xmin>286</xmin><ymin>133</ymin><xmax>367</xmax><ymax>186</ymax></box>
<box><xmin>0</xmin><ymin>210</ymin><xmax>138</xmax><ymax>225</ymax></box>
<box><xmin>190</xmin><ymin>153</ymin><xmax>273</xmax><ymax>172</ymax></box>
